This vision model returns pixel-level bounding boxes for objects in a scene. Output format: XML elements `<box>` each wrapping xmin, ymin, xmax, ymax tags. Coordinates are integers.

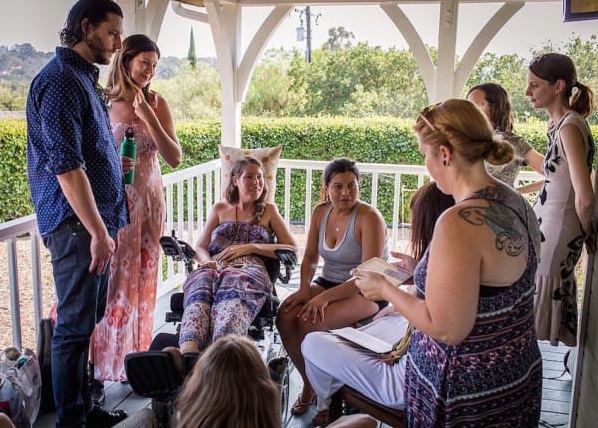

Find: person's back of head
<box><xmin>176</xmin><ymin>334</ymin><xmax>281</xmax><ymax>428</ymax></box>
<box><xmin>409</xmin><ymin>181</ymin><xmax>455</xmax><ymax>261</ymax></box>
<box><xmin>466</xmin><ymin>83</ymin><xmax>514</xmax><ymax>133</ymax></box>
<box><xmin>528</xmin><ymin>52</ymin><xmax>595</xmax><ymax>118</ymax></box>
<box><xmin>60</xmin><ymin>0</ymin><xmax>123</xmax><ymax>48</ymax></box>
<box><xmin>414</xmin><ymin>98</ymin><xmax>514</xmax><ymax>168</ymax></box>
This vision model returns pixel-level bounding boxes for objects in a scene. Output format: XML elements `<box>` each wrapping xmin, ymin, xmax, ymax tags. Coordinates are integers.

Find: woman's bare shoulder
<box><xmin>356</xmin><ymin>201</ymin><xmax>385</xmax><ymax>221</ymax></box>
<box><xmin>264</xmin><ymin>201</ymin><xmax>280</xmax><ymax>212</ymax></box>
<box><xmin>210</xmin><ymin>201</ymin><xmax>231</xmax><ymax>216</ymax></box>
<box><xmin>434</xmin><ymin>202</ymin><xmax>484</xmax><ymax>236</ymax></box>
<box><xmin>437</xmin><ymin>199</ymin><xmax>523</xmax><ymax>245</ymax></box>
<box><xmin>312</xmin><ymin>202</ymin><xmax>330</xmax><ymax>215</ymax></box>
<box><xmin>307</xmin><ymin>202</ymin><xmax>330</xmax><ymax>228</ymax></box>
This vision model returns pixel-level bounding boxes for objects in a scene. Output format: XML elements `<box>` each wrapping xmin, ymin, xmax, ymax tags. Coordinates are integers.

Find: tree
<box><xmin>563</xmin><ymin>35</ymin><xmax>598</xmax><ymax>118</ymax></box>
<box><xmin>288</xmin><ymin>42</ymin><xmax>427</xmax><ymax>118</ymax></box>
<box><xmin>0</xmin><ymin>43</ymin><xmax>53</xmax><ymax>82</ymax></box>
<box><xmin>0</xmin><ymin>80</ymin><xmax>27</xmax><ymax>110</ymax></box>
<box><xmin>322</xmin><ymin>26</ymin><xmax>355</xmax><ymax>51</ymax></box>
<box><xmin>187</xmin><ymin>27</ymin><xmax>197</xmax><ymax>69</ymax></box>
<box><xmin>244</xmin><ymin>48</ymin><xmax>304</xmax><ymax>117</ymax></box>
<box><xmin>465</xmin><ymin>52</ymin><xmax>532</xmax><ymax>122</ymax></box>
<box><xmin>151</xmin><ymin>60</ymin><xmax>221</xmax><ymax>121</ymax></box>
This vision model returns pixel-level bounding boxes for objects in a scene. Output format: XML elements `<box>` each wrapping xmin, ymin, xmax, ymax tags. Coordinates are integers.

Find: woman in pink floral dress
<box><xmin>90</xmin><ymin>34</ymin><xmax>181</xmax><ymax>388</ymax></box>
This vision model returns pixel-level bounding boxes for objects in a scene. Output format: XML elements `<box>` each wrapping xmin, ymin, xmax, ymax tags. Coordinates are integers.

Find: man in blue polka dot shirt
<box><xmin>26</xmin><ymin>1</ymin><xmax>129</xmax><ymax>427</ymax></box>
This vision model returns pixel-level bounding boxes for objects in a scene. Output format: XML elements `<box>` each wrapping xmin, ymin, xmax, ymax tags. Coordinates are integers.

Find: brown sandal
<box><xmin>290</xmin><ymin>393</ymin><xmax>316</xmax><ymax>415</ymax></box>
<box><xmin>312</xmin><ymin>409</ymin><xmax>331</xmax><ymax>427</ymax></box>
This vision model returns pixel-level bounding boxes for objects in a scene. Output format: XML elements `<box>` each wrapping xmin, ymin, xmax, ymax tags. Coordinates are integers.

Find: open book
<box><xmin>355</xmin><ymin>257</ymin><xmax>412</xmax><ymax>286</ymax></box>
<box><xmin>330</xmin><ymin>326</ymin><xmax>398</xmax><ymax>354</ymax></box>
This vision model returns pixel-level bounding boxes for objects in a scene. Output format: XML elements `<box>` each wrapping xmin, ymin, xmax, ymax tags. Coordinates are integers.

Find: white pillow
<box><xmin>218</xmin><ymin>145</ymin><xmax>282</xmax><ymax>203</ymax></box>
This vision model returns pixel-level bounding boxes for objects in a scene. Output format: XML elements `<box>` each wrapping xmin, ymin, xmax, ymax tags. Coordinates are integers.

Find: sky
<box><xmin>0</xmin><ymin>1</ymin><xmax>596</xmax><ymax>61</ymax></box>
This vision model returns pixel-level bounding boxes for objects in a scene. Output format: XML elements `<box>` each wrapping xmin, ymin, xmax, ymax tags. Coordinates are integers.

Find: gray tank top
<box><xmin>318</xmin><ymin>203</ymin><xmax>364</xmax><ymax>283</ymax></box>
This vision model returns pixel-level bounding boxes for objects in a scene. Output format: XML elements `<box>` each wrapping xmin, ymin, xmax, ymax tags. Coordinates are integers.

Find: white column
<box><xmin>203</xmin><ymin>1</ymin><xmax>291</xmax><ymax>148</ymax></box>
<box><xmin>383</xmin><ymin>1</ymin><xmax>526</xmax><ymax>104</ymax></box>
<box><xmin>117</xmin><ymin>0</ymin><xmax>169</xmax><ymax>42</ymax></box>
<box><xmin>117</xmin><ymin>0</ymin><xmax>138</xmax><ymax>37</ymax></box>
<box><xmin>435</xmin><ymin>0</ymin><xmax>458</xmax><ymax>102</ymax></box>
<box><xmin>204</xmin><ymin>0</ymin><xmax>242</xmax><ymax>148</ymax></box>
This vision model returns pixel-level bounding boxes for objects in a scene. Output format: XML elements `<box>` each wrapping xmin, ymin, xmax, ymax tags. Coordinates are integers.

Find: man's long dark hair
<box><xmin>59</xmin><ymin>0</ymin><xmax>123</xmax><ymax>47</ymax></box>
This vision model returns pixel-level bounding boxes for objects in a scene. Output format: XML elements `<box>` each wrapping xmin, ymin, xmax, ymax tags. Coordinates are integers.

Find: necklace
<box><xmin>331</xmin><ymin>208</ymin><xmax>349</xmax><ymax>238</ymax></box>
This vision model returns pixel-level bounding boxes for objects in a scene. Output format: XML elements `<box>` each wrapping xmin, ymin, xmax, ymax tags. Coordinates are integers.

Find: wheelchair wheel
<box><xmin>268</xmin><ymin>356</ymin><xmax>290</xmax><ymax>423</ymax></box>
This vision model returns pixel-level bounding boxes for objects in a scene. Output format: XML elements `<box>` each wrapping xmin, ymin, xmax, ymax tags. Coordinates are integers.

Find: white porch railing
<box><xmin>0</xmin><ymin>159</ymin><xmax>541</xmax><ymax>350</ymax></box>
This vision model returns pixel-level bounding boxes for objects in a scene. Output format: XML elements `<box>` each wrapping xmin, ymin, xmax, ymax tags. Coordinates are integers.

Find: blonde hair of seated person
<box><xmin>176</xmin><ymin>334</ymin><xmax>280</xmax><ymax>428</ymax></box>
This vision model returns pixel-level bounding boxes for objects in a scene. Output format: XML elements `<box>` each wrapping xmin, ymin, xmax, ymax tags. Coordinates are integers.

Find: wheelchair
<box><xmin>124</xmin><ymin>231</ymin><xmax>297</xmax><ymax>427</ymax></box>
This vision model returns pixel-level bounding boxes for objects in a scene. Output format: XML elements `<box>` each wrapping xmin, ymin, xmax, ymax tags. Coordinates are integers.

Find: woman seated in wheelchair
<box><xmin>179</xmin><ymin>156</ymin><xmax>297</xmax><ymax>355</ymax></box>
<box><xmin>276</xmin><ymin>158</ymin><xmax>389</xmax><ymax>416</ymax></box>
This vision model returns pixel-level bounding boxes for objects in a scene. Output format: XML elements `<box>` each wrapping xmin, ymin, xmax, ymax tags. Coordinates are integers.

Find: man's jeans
<box><xmin>42</xmin><ymin>216</ymin><xmax>117</xmax><ymax>428</ymax></box>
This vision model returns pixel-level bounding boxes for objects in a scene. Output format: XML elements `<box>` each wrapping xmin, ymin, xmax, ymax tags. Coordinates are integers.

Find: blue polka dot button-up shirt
<box><xmin>26</xmin><ymin>47</ymin><xmax>129</xmax><ymax>236</ymax></box>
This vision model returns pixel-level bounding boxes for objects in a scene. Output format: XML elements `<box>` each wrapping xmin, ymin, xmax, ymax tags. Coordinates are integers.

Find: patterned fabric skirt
<box><xmin>179</xmin><ymin>261</ymin><xmax>271</xmax><ymax>349</ymax></box>
<box><xmin>404</xmin><ymin>328</ymin><xmax>543</xmax><ymax>427</ymax></box>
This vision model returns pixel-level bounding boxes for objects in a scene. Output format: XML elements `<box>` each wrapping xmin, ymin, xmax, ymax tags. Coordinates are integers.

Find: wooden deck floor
<box><xmin>34</xmin><ymin>278</ymin><xmax>574</xmax><ymax>428</ymax></box>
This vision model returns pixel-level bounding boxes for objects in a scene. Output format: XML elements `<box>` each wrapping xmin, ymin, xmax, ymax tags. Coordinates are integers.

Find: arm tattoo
<box><xmin>458</xmin><ymin>201</ymin><xmax>525</xmax><ymax>256</ymax></box>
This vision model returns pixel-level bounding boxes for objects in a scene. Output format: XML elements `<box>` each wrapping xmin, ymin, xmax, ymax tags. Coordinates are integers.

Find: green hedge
<box><xmin>1</xmin><ymin>117</ymin><xmax>597</xmax><ymax>223</ymax></box>
<box><xmin>0</xmin><ymin>119</ymin><xmax>30</xmax><ymax>223</ymax></box>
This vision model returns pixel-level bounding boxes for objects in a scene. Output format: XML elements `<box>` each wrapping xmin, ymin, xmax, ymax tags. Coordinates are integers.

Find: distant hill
<box><xmin>0</xmin><ymin>43</ymin><xmax>191</xmax><ymax>83</ymax></box>
<box><xmin>0</xmin><ymin>44</ymin><xmax>54</xmax><ymax>81</ymax></box>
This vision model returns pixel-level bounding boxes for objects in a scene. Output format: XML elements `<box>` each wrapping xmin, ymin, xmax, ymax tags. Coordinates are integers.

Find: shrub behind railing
<box><xmin>0</xmin><ymin>119</ymin><xmax>30</xmax><ymax>222</ymax></box>
<box><xmin>2</xmin><ymin>116</ymin><xmax>596</xmax><ymax>223</ymax></box>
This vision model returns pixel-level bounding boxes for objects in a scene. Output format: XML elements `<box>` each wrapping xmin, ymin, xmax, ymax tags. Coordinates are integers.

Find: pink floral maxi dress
<box><xmin>91</xmin><ymin>120</ymin><xmax>165</xmax><ymax>381</ymax></box>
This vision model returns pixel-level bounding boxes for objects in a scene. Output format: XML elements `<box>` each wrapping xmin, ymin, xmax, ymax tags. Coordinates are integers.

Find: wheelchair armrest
<box><xmin>160</xmin><ymin>232</ymin><xmax>197</xmax><ymax>273</ymax></box>
<box><xmin>165</xmin><ymin>292</ymin><xmax>184</xmax><ymax>323</ymax></box>
<box><xmin>170</xmin><ymin>292</ymin><xmax>184</xmax><ymax>311</ymax></box>
<box><xmin>274</xmin><ymin>249</ymin><xmax>297</xmax><ymax>285</ymax></box>
<box><xmin>165</xmin><ymin>312</ymin><xmax>182</xmax><ymax>323</ymax></box>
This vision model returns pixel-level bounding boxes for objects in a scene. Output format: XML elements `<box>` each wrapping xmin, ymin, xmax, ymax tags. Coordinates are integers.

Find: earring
<box><xmin>443</xmin><ymin>159</ymin><xmax>447</xmax><ymax>166</ymax></box>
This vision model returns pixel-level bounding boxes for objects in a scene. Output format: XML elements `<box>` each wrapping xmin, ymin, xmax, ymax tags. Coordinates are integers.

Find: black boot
<box><xmin>86</xmin><ymin>405</ymin><xmax>128</xmax><ymax>428</ymax></box>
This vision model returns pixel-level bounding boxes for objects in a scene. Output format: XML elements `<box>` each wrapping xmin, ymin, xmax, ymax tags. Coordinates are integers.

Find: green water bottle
<box><xmin>120</xmin><ymin>126</ymin><xmax>136</xmax><ymax>185</ymax></box>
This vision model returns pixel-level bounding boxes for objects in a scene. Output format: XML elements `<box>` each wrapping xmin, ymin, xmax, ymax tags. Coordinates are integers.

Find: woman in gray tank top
<box><xmin>276</xmin><ymin>158</ymin><xmax>389</xmax><ymax>419</ymax></box>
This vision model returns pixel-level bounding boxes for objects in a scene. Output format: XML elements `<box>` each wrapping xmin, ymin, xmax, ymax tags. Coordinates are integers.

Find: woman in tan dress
<box><xmin>526</xmin><ymin>53</ymin><xmax>596</xmax><ymax>346</ymax></box>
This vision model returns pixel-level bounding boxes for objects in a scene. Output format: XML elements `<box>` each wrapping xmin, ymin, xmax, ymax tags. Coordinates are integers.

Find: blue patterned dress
<box><xmin>179</xmin><ymin>221</ymin><xmax>272</xmax><ymax>349</ymax></box>
<box><xmin>404</xmin><ymin>194</ymin><xmax>543</xmax><ymax>427</ymax></box>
